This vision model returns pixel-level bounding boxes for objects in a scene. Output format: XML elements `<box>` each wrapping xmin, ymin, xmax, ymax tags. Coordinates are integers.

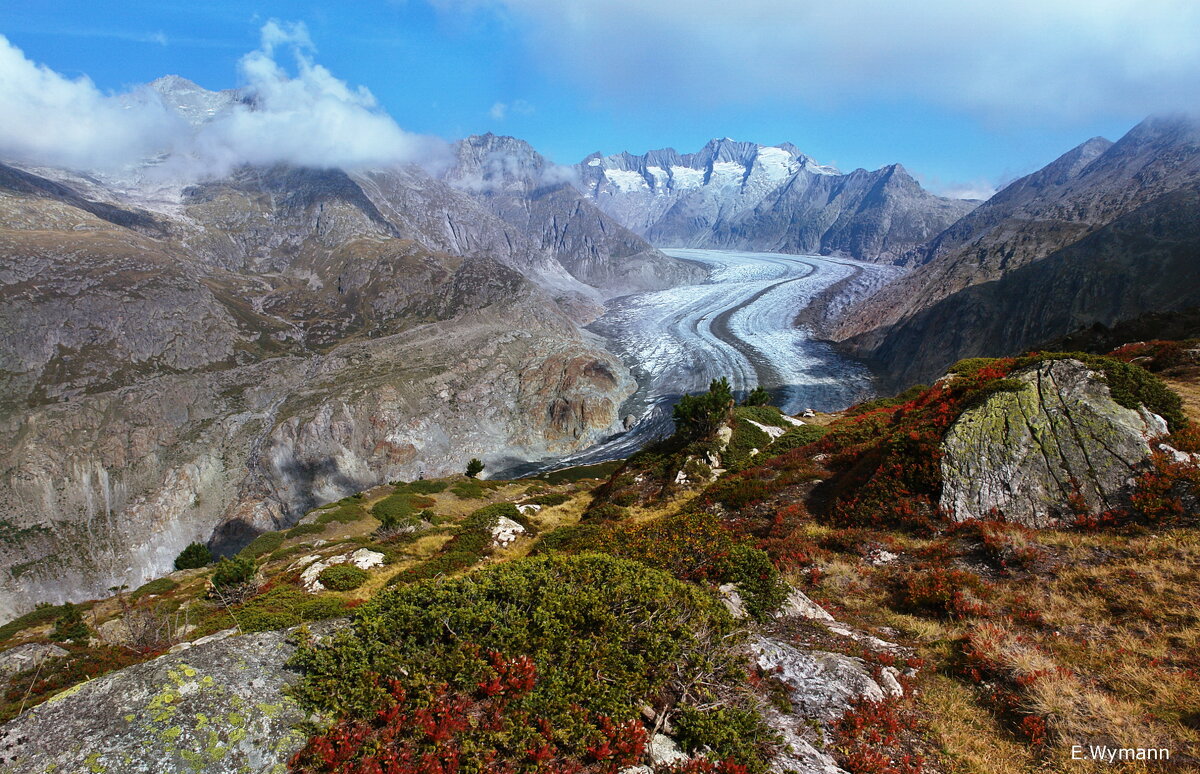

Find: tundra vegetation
<box><xmin>1</xmin><ymin>346</ymin><xmax>1198</xmax><ymax>772</ymax></box>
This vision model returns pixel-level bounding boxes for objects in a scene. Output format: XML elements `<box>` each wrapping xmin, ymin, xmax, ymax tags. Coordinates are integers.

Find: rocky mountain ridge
<box><xmin>577</xmin><ymin>138</ymin><xmax>977</xmax><ymax>262</ymax></box>
<box><xmin>833</xmin><ymin>115</ymin><xmax>1200</xmax><ymax>388</ymax></box>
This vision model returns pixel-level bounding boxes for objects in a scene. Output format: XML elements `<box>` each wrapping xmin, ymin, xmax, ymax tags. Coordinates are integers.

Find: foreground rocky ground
<box><xmin>1</xmin><ymin>345</ymin><xmax>1197</xmax><ymax>773</ymax></box>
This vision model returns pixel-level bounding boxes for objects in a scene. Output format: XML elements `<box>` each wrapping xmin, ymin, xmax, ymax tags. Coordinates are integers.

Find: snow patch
<box><xmin>603</xmin><ymin>168</ymin><xmax>650</xmax><ymax>193</ymax></box>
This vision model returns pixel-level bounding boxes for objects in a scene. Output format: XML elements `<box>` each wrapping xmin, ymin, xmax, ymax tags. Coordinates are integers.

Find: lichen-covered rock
<box><xmin>0</xmin><ymin>627</ymin><xmax>322</xmax><ymax>773</ymax></box>
<box><xmin>940</xmin><ymin>359</ymin><xmax>1167</xmax><ymax>527</ymax></box>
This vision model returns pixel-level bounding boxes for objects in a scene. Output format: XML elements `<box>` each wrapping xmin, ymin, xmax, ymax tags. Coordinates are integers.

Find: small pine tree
<box><xmin>673</xmin><ymin>377</ymin><xmax>735</xmax><ymax>440</ymax></box>
<box><xmin>174</xmin><ymin>542</ymin><xmax>213</xmax><ymax>571</ymax></box>
<box><xmin>466</xmin><ymin>458</ymin><xmax>484</xmax><ymax>478</ymax></box>
<box><xmin>743</xmin><ymin>385</ymin><xmax>772</xmax><ymax>407</ymax></box>
<box><xmin>50</xmin><ymin>602</ymin><xmax>90</xmax><ymax>644</ymax></box>
<box><xmin>211</xmin><ymin>556</ymin><xmax>257</xmax><ymax>590</ymax></box>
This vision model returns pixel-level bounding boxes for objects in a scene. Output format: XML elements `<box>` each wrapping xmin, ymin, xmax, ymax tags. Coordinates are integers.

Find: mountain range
<box><xmin>831</xmin><ymin>114</ymin><xmax>1200</xmax><ymax>389</ymax></box>
<box><xmin>577</xmin><ymin>138</ymin><xmax>977</xmax><ymax>261</ymax></box>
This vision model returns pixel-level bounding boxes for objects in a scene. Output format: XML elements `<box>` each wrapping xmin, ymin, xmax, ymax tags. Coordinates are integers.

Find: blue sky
<box><xmin>3</xmin><ymin>0</ymin><xmax>1199</xmax><ymax>197</ymax></box>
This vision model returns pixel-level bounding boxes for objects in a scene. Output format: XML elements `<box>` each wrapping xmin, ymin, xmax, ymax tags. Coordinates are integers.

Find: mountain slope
<box><xmin>578</xmin><ymin>139</ymin><xmax>975</xmax><ymax>261</ymax></box>
<box><xmin>445</xmin><ymin>134</ymin><xmax>704</xmax><ymax>294</ymax></box>
<box><xmin>833</xmin><ymin>115</ymin><xmax>1200</xmax><ymax>387</ymax></box>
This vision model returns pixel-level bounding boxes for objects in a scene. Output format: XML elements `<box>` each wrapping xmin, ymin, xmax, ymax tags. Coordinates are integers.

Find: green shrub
<box><xmin>673</xmin><ymin>377</ymin><xmax>734</xmax><ymax>440</ymax></box>
<box><xmin>675</xmin><ymin>705</ymin><xmax>778</xmax><ymax>771</ymax></box>
<box><xmin>211</xmin><ymin>556</ymin><xmax>256</xmax><ymax>589</ymax></box>
<box><xmin>130</xmin><ymin>577</ymin><xmax>178</xmax><ymax>600</ymax></box>
<box><xmin>742</xmin><ymin>385</ymin><xmax>773</xmax><ymax>407</ymax></box>
<box><xmin>584</xmin><ymin>503</ymin><xmax>629</xmax><ymax>521</ymax></box>
<box><xmin>450</xmin><ymin>480</ymin><xmax>485</xmax><ymax>499</ymax></box>
<box><xmin>723</xmin><ymin>418</ymin><xmax>773</xmax><ymax>472</ymax></box>
<box><xmin>405</xmin><ymin>479</ymin><xmax>448</xmax><ymax>494</ymax></box>
<box><xmin>371</xmin><ymin>492</ymin><xmax>420</xmax><ymax>529</ymax></box>
<box><xmin>765</xmin><ymin>424</ymin><xmax>828</xmax><ymax>455</ymax></box>
<box><xmin>316</xmin><ymin>504</ymin><xmax>366</xmax><ymax>525</ymax></box>
<box><xmin>530</xmin><ymin>523</ymin><xmax>606</xmax><ymax>556</ymax></box>
<box><xmin>386</xmin><ymin>502</ymin><xmax>517</xmax><ymax>586</ymax></box>
<box><xmin>286</xmin><ymin>523</ymin><xmax>325</xmax><ymax>539</ymax></box>
<box><xmin>267</xmin><ymin>545</ymin><xmax>307</xmax><ymax>563</ymax></box>
<box><xmin>524</xmin><ymin>491</ymin><xmax>570</xmax><ymax>507</ymax></box>
<box><xmin>238</xmin><ymin>531</ymin><xmax>284</xmax><ymax>559</ymax></box>
<box><xmin>298</xmin><ymin>596</ymin><xmax>352</xmax><ymax>621</ymax></box>
<box><xmin>224</xmin><ymin>587</ymin><xmax>352</xmax><ymax>633</ymax></box>
<box><xmin>174</xmin><ymin>542</ymin><xmax>212</xmax><ymax>570</ymax></box>
<box><xmin>466</xmin><ymin>458</ymin><xmax>484</xmax><ymax>478</ymax></box>
<box><xmin>318</xmin><ymin>564</ymin><xmax>370</xmax><ymax>591</ymax></box>
<box><xmin>49</xmin><ymin>603</ymin><xmax>90</xmax><ymax>644</ymax></box>
<box><xmin>290</xmin><ymin>554</ymin><xmax>756</xmax><ymax>766</ymax></box>
<box><xmin>0</xmin><ymin>603</ymin><xmax>61</xmax><ymax>642</ymax></box>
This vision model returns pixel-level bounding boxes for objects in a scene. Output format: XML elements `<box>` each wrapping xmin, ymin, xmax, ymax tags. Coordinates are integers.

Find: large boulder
<box><xmin>0</xmin><ymin>626</ymin><xmax>328</xmax><ymax>773</ymax></box>
<box><xmin>940</xmin><ymin>359</ymin><xmax>1167</xmax><ymax>527</ymax></box>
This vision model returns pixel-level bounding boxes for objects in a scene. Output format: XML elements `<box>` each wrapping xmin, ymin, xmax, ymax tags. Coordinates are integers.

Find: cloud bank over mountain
<box><xmin>0</xmin><ymin>20</ymin><xmax>445</xmax><ymax>176</ymax></box>
<box><xmin>439</xmin><ymin>0</ymin><xmax>1200</xmax><ymax>124</ymax></box>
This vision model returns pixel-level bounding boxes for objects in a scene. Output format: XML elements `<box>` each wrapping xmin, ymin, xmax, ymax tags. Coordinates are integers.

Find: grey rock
<box><xmin>749</xmin><ymin>636</ymin><xmax>883</xmax><ymax>724</ymax></box>
<box><xmin>0</xmin><ymin>643</ymin><xmax>67</xmax><ymax>677</ymax></box>
<box><xmin>0</xmin><ymin>627</ymin><xmax>323</xmax><ymax>774</ymax></box>
<box><xmin>940</xmin><ymin>359</ymin><xmax>1166</xmax><ymax>527</ymax></box>
<box><xmin>776</xmin><ymin>586</ymin><xmax>835</xmax><ymax>622</ymax></box>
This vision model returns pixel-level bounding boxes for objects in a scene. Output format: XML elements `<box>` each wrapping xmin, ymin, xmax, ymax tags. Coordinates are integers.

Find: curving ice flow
<box><xmin>498</xmin><ymin>249</ymin><xmax>899</xmax><ymax>476</ymax></box>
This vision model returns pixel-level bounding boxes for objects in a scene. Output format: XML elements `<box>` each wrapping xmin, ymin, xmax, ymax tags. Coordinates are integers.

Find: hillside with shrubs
<box><xmin>1</xmin><ymin>346</ymin><xmax>1198</xmax><ymax>773</ymax></box>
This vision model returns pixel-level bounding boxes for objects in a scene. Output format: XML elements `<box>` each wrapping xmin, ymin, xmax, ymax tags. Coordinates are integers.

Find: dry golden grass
<box><xmin>920</xmin><ymin>674</ymin><xmax>1038</xmax><ymax>774</ymax></box>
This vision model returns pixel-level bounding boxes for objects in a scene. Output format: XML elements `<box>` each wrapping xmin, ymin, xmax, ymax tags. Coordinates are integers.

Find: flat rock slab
<box><xmin>0</xmin><ymin>629</ymin><xmax>314</xmax><ymax>774</ymax></box>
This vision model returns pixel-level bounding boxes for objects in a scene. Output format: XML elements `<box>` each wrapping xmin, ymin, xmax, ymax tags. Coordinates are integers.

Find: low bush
<box><xmin>318</xmin><ymin>565</ymin><xmax>370</xmax><ymax>591</ymax></box>
<box><xmin>386</xmin><ymin>503</ymin><xmax>519</xmax><ymax>586</ymax></box>
<box><xmin>285</xmin><ymin>523</ymin><xmax>325</xmax><ymax>539</ymax></box>
<box><xmin>450</xmin><ymin>479</ymin><xmax>485</xmax><ymax>499</ymax></box>
<box><xmin>530</xmin><ymin>523</ymin><xmax>606</xmax><ymax>556</ymax></box>
<box><xmin>130</xmin><ymin>577</ymin><xmax>179</xmax><ymax>600</ymax></box>
<box><xmin>49</xmin><ymin>603</ymin><xmax>89</xmax><ymax>644</ymax></box>
<box><xmin>674</xmin><ymin>705</ymin><xmax>778</xmax><ymax>771</ymax></box>
<box><xmin>173</xmin><ymin>542</ymin><xmax>212</xmax><ymax>570</ymax></box>
<box><xmin>290</xmin><ymin>554</ymin><xmax>764</xmax><ymax>769</ymax></box>
<box><xmin>238</xmin><ymin>531</ymin><xmax>284</xmax><ymax>559</ymax></box>
<box><xmin>0</xmin><ymin>603</ymin><xmax>60</xmax><ymax>642</ymax></box>
<box><xmin>228</xmin><ymin>587</ymin><xmax>352</xmax><ymax>633</ymax></box>
<box><xmin>892</xmin><ymin>566</ymin><xmax>992</xmax><ymax>619</ymax></box>
<box><xmin>315</xmin><ymin>503</ymin><xmax>367</xmax><ymax>526</ymax></box>
<box><xmin>211</xmin><ymin>556</ymin><xmax>257</xmax><ymax>590</ymax></box>
<box><xmin>523</xmin><ymin>491</ymin><xmax>570</xmax><ymax>507</ymax></box>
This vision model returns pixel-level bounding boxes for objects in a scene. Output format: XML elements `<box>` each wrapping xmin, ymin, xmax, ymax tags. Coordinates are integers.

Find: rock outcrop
<box><xmin>0</xmin><ymin>626</ymin><xmax>324</xmax><ymax>774</ymax></box>
<box><xmin>940</xmin><ymin>359</ymin><xmax>1167</xmax><ymax>526</ymax></box>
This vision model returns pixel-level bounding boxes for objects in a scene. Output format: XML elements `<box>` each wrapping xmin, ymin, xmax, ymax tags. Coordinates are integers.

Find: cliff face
<box><xmin>834</xmin><ymin>116</ymin><xmax>1200</xmax><ymax>388</ymax></box>
<box><xmin>0</xmin><ymin>149</ymin><xmax>648</xmax><ymax>620</ymax></box>
<box><xmin>577</xmin><ymin>139</ymin><xmax>975</xmax><ymax>262</ymax></box>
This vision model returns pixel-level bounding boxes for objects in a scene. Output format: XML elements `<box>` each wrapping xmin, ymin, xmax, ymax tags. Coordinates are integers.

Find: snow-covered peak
<box><xmin>146</xmin><ymin>75</ymin><xmax>240</xmax><ymax>127</ymax></box>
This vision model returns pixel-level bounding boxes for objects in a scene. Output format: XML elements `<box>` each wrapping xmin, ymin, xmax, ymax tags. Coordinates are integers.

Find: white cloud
<box><xmin>437</xmin><ymin>0</ymin><xmax>1200</xmax><ymax>123</ymax></box>
<box><xmin>488</xmin><ymin>99</ymin><xmax>534</xmax><ymax>121</ymax></box>
<box><xmin>0</xmin><ymin>21</ymin><xmax>448</xmax><ymax>177</ymax></box>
